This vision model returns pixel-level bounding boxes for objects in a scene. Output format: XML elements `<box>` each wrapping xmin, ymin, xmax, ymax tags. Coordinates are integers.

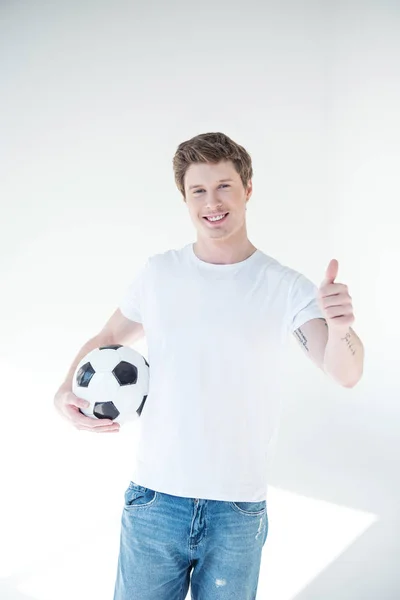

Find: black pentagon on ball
<box><xmin>136</xmin><ymin>395</ymin><xmax>147</xmax><ymax>417</ymax></box>
<box><xmin>76</xmin><ymin>362</ymin><xmax>95</xmax><ymax>387</ymax></box>
<box><xmin>99</xmin><ymin>344</ymin><xmax>123</xmax><ymax>350</ymax></box>
<box><xmin>93</xmin><ymin>401</ymin><xmax>120</xmax><ymax>420</ymax></box>
<box><xmin>113</xmin><ymin>361</ymin><xmax>138</xmax><ymax>385</ymax></box>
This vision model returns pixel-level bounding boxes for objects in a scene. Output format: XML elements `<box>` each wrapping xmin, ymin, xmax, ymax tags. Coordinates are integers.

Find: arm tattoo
<box><xmin>294</xmin><ymin>327</ymin><xmax>309</xmax><ymax>351</ymax></box>
<box><xmin>319</xmin><ymin>318</ymin><xmax>356</xmax><ymax>356</ymax></box>
<box><xmin>294</xmin><ymin>319</ymin><xmax>327</xmax><ymax>352</ymax></box>
<box><xmin>341</xmin><ymin>331</ymin><xmax>357</xmax><ymax>356</ymax></box>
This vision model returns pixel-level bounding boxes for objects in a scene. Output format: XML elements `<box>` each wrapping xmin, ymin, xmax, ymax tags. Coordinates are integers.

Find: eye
<box><xmin>194</xmin><ymin>184</ymin><xmax>230</xmax><ymax>194</ymax></box>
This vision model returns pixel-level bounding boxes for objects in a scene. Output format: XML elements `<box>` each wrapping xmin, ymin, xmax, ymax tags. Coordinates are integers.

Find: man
<box><xmin>54</xmin><ymin>132</ymin><xmax>364</xmax><ymax>600</ymax></box>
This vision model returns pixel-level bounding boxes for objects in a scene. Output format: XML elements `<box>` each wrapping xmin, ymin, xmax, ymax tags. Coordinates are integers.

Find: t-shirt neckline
<box><xmin>188</xmin><ymin>243</ymin><xmax>260</xmax><ymax>270</ymax></box>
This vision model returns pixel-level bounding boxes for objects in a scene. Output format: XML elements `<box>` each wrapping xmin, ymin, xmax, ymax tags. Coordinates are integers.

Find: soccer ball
<box><xmin>72</xmin><ymin>344</ymin><xmax>149</xmax><ymax>425</ymax></box>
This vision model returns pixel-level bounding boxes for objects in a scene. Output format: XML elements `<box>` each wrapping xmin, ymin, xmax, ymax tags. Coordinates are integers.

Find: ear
<box><xmin>246</xmin><ymin>179</ymin><xmax>253</xmax><ymax>200</ymax></box>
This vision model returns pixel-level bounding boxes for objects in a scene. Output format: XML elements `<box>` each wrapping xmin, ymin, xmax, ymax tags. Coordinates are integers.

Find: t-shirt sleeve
<box><xmin>118</xmin><ymin>259</ymin><xmax>149</xmax><ymax>323</ymax></box>
<box><xmin>288</xmin><ymin>271</ymin><xmax>325</xmax><ymax>333</ymax></box>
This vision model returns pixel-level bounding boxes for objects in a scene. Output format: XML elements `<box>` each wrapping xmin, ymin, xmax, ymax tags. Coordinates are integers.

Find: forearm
<box><xmin>323</xmin><ymin>327</ymin><xmax>364</xmax><ymax>387</ymax></box>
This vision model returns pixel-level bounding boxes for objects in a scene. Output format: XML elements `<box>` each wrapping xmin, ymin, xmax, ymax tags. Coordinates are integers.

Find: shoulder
<box><xmin>145</xmin><ymin>246</ymin><xmax>183</xmax><ymax>271</ymax></box>
<box><xmin>256</xmin><ymin>250</ymin><xmax>309</xmax><ymax>290</ymax></box>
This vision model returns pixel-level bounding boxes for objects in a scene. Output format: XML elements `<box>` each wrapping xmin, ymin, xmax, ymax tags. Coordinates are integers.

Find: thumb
<box><xmin>321</xmin><ymin>258</ymin><xmax>339</xmax><ymax>286</ymax></box>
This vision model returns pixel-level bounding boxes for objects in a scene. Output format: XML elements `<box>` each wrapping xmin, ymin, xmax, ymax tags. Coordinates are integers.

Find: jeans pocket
<box><xmin>124</xmin><ymin>481</ymin><xmax>158</xmax><ymax>510</ymax></box>
<box><xmin>229</xmin><ymin>500</ymin><xmax>267</xmax><ymax>516</ymax></box>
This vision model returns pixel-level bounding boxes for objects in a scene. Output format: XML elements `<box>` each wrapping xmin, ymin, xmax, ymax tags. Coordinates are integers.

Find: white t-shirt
<box><xmin>119</xmin><ymin>242</ymin><xmax>324</xmax><ymax>502</ymax></box>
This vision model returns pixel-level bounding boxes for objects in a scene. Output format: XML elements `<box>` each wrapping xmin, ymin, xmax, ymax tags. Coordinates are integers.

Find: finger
<box><xmin>322</xmin><ymin>293</ymin><xmax>352</xmax><ymax>308</ymax></box>
<box><xmin>326</xmin><ymin>315</ymin><xmax>354</xmax><ymax>328</ymax></box>
<box><xmin>76</xmin><ymin>425</ymin><xmax>120</xmax><ymax>433</ymax></box>
<box><xmin>320</xmin><ymin>283</ymin><xmax>348</xmax><ymax>296</ymax></box>
<box><xmin>67</xmin><ymin>396</ymin><xmax>90</xmax><ymax>410</ymax></box>
<box><xmin>325</xmin><ymin>304</ymin><xmax>353</xmax><ymax>318</ymax></box>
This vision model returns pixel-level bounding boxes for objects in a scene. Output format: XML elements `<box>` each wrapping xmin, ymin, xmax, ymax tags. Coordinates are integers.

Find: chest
<box><xmin>143</xmin><ymin>270</ymin><xmax>287</xmax><ymax>351</ymax></box>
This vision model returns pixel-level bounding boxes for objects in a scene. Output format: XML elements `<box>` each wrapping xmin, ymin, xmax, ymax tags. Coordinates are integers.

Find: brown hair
<box><xmin>173</xmin><ymin>132</ymin><xmax>253</xmax><ymax>199</ymax></box>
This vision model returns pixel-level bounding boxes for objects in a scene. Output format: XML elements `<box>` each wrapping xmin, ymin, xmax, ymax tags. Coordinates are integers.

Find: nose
<box><xmin>205</xmin><ymin>197</ymin><xmax>224</xmax><ymax>210</ymax></box>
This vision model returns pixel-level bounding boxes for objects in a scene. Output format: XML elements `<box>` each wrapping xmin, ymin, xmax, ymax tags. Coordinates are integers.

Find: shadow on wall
<box><xmin>292</xmin><ymin>518</ymin><xmax>400</xmax><ymax>600</ymax></box>
<box><xmin>0</xmin><ymin>574</ymin><xmax>36</xmax><ymax>600</ymax></box>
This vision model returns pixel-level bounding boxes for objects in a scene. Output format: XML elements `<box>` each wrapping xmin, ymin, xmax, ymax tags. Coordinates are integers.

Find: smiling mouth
<box><xmin>203</xmin><ymin>213</ymin><xmax>229</xmax><ymax>223</ymax></box>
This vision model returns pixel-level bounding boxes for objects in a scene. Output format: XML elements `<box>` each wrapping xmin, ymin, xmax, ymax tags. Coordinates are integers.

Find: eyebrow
<box><xmin>188</xmin><ymin>178</ymin><xmax>234</xmax><ymax>190</ymax></box>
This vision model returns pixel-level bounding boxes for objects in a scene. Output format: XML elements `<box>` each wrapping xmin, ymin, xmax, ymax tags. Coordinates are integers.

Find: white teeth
<box><xmin>207</xmin><ymin>214</ymin><xmax>226</xmax><ymax>222</ymax></box>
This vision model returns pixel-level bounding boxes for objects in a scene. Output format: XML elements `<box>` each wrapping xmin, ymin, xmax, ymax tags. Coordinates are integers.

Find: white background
<box><xmin>1</xmin><ymin>1</ymin><xmax>399</xmax><ymax>598</ymax></box>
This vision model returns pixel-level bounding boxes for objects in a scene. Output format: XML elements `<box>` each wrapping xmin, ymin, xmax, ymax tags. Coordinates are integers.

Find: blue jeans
<box><xmin>113</xmin><ymin>480</ymin><xmax>269</xmax><ymax>600</ymax></box>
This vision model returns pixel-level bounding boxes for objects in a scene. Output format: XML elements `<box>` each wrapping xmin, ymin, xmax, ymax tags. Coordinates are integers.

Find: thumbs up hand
<box><xmin>318</xmin><ymin>259</ymin><xmax>355</xmax><ymax>331</ymax></box>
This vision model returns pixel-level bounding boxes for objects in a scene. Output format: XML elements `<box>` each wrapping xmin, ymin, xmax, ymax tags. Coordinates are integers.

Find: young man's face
<box><xmin>183</xmin><ymin>160</ymin><xmax>252</xmax><ymax>241</ymax></box>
